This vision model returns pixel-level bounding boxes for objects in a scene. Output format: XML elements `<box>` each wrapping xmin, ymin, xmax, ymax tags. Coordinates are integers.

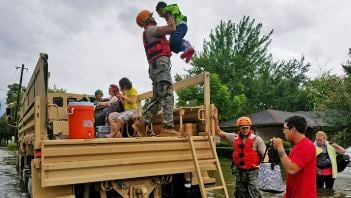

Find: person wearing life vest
<box><xmin>133</xmin><ymin>10</ymin><xmax>180</xmax><ymax>137</ymax></box>
<box><xmin>214</xmin><ymin>112</ymin><xmax>265</xmax><ymax>198</ymax></box>
<box><xmin>156</xmin><ymin>2</ymin><xmax>195</xmax><ymax>63</ymax></box>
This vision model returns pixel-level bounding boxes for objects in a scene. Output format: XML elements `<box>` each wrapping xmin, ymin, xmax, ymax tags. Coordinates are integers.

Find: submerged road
<box><xmin>0</xmin><ymin>147</ymin><xmax>350</xmax><ymax>197</ymax></box>
<box><xmin>0</xmin><ymin>147</ymin><xmax>26</xmax><ymax>198</ymax></box>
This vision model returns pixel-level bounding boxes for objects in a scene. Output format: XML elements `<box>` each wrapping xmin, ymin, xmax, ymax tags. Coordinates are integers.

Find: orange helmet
<box><xmin>136</xmin><ymin>10</ymin><xmax>152</xmax><ymax>27</ymax></box>
<box><xmin>236</xmin><ymin>116</ymin><xmax>252</xmax><ymax>126</ymax></box>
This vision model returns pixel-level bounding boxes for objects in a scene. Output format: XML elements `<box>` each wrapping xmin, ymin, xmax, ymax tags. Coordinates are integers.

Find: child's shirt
<box><xmin>123</xmin><ymin>87</ymin><xmax>138</xmax><ymax>111</ymax></box>
<box><xmin>164</xmin><ymin>4</ymin><xmax>187</xmax><ymax>25</ymax></box>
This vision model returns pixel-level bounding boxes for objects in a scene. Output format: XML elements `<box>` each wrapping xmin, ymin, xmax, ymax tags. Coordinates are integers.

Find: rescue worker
<box><xmin>214</xmin><ymin>113</ymin><xmax>265</xmax><ymax>198</ymax></box>
<box><xmin>156</xmin><ymin>2</ymin><xmax>195</xmax><ymax>63</ymax></box>
<box><xmin>132</xmin><ymin>10</ymin><xmax>179</xmax><ymax>137</ymax></box>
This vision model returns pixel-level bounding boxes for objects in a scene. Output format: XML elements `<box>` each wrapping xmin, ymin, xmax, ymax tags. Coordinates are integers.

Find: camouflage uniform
<box><xmin>142</xmin><ymin>57</ymin><xmax>174</xmax><ymax>128</ymax></box>
<box><xmin>234</xmin><ymin>169</ymin><xmax>262</xmax><ymax>198</ymax></box>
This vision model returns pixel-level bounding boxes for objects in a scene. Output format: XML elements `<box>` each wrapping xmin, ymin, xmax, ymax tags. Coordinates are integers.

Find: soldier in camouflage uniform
<box><xmin>133</xmin><ymin>10</ymin><xmax>178</xmax><ymax>136</ymax></box>
<box><xmin>233</xmin><ymin>170</ymin><xmax>262</xmax><ymax>198</ymax></box>
<box><xmin>142</xmin><ymin>59</ymin><xmax>174</xmax><ymax>129</ymax></box>
<box><xmin>214</xmin><ymin>110</ymin><xmax>265</xmax><ymax>198</ymax></box>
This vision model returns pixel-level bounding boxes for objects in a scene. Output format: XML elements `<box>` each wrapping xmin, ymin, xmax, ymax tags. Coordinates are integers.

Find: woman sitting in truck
<box><xmin>95</xmin><ymin>84</ymin><xmax>124</xmax><ymax>126</ymax></box>
<box><xmin>106</xmin><ymin>78</ymin><xmax>138</xmax><ymax>138</ymax></box>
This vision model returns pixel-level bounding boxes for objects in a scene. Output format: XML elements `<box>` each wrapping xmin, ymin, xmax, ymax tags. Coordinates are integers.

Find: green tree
<box><xmin>302</xmin><ymin>73</ymin><xmax>343</xmax><ymax>111</ymax></box>
<box><xmin>177</xmin><ymin>16</ymin><xmax>273</xmax><ymax>120</ymax></box>
<box><xmin>251</xmin><ymin>56</ymin><xmax>311</xmax><ymax>112</ymax></box>
<box><xmin>0</xmin><ymin>84</ymin><xmax>17</xmax><ymax>144</ymax></box>
<box><xmin>324</xmin><ymin>50</ymin><xmax>351</xmax><ymax>147</ymax></box>
<box><xmin>176</xmin><ymin>16</ymin><xmax>311</xmax><ymax>121</ymax></box>
<box><xmin>175</xmin><ymin>73</ymin><xmax>247</xmax><ymax>120</ymax></box>
<box><xmin>190</xmin><ymin>16</ymin><xmax>273</xmax><ymax>94</ymax></box>
<box><xmin>303</xmin><ymin>50</ymin><xmax>351</xmax><ymax>147</ymax></box>
<box><xmin>0</xmin><ymin>114</ymin><xmax>12</xmax><ymax>145</ymax></box>
<box><xmin>48</xmin><ymin>85</ymin><xmax>66</xmax><ymax>93</ymax></box>
<box><xmin>341</xmin><ymin>48</ymin><xmax>351</xmax><ymax>75</ymax></box>
<box><xmin>6</xmin><ymin>83</ymin><xmax>25</xmax><ymax>105</ymax></box>
<box><xmin>5</xmin><ymin>83</ymin><xmax>25</xmax><ymax>130</ymax></box>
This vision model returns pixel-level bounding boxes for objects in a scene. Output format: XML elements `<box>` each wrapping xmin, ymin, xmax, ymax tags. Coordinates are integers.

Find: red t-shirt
<box><xmin>285</xmin><ymin>137</ymin><xmax>317</xmax><ymax>198</ymax></box>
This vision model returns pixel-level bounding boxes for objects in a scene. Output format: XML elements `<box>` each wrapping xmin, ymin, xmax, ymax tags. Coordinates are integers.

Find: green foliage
<box><xmin>6</xmin><ymin>83</ymin><xmax>25</xmax><ymax>105</ymax></box>
<box><xmin>323</xmin><ymin>80</ymin><xmax>351</xmax><ymax>146</ymax></box>
<box><xmin>341</xmin><ymin>48</ymin><xmax>351</xmax><ymax>75</ymax></box>
<box><xmin>0</xmin><ymin>114</ymin><xmax>12</xmax><ymax>145</ymax></box>
<box><xmin>48</xmin><ymin>85</ymin><xmax>66</xmax><ymax>93</ymax></box>
<box><xmin>191</xmin><ymin>16</ymin><xmax>273</xmax><ymax>93</ymax></box>
<box><xmin>301</xmin><ymin>49</ymin><xmax>351</xmax><ymax>147</ymax></box>
<box><xmin>176</xmin><ymin>16</ymin><xmax>311</xmax><ymax>121</ymax></box>
<box><xmin>6</xmin><ymin>143</ymin><xmax>17</xmax><ymax>151</ymax></box>
<box><xmin>4</xmin><ymin>83</ymin><xmax>25</xmax><ymax>130</ymax></box>
<box><xmin>175</xmin><ymin>73</ymin><xmax>246</xmax><ymax>120</ymax></box>
<box><xmin>216</xmin><ymin>141</ymin><xmax>231</xmax><ymax>148</ymax></box>
<box><xmin>248</xmin><ymin>56</ymin><xmax>311</xmax><ymax>112</ymax></box>
<box><xmin>303</xmin><ymin>73</ymin><xmax>343</xmax><ymax>111</ymax></box>
<box><xmin>216</xmin><ymin>147</ymin><xmax>233</xmax><ymax>159</ymax></box>
<box><xmin>177</xmin><ymin>16</ymin><xmax>273</xmax><ymax>120</ymax></box>
<box><xmin>324</xmin><ymin>51</ymin><xmax>351</xmax><ymax>147</ymax></box>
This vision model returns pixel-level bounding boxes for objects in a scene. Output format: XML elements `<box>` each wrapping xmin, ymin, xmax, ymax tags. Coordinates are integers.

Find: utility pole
<box><xmin>14</xmin><ymin>64</ymin><xmax>28</xmax><ymax>143</ymax></box>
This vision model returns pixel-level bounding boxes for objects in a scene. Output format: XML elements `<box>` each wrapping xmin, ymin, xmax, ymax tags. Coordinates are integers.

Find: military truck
<box><xmin>14</xmin><ymin>53</ymin><xmax>228</xmax><ymax>198</ymax></box>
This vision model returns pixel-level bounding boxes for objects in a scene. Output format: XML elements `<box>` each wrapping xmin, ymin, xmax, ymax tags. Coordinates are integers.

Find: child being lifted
<box><xmin>156</xmin><ymin>1</ymin><xmax>195</xmax><ymax>63</ymax></box>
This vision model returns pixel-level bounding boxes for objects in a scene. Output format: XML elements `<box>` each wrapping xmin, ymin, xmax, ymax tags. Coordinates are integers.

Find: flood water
<box><xmin>0</xmin><ymin>147</ymin><xmax>350</xmax><ymax>198</ymax></box>
<box><xmin>0</xmin><ymin>147</ymin><xmax>26</xmax><ymax>198</ymax></box>
<box><xmin>215</xmin><ymin>157</ymin><xmax>351</xmax><ymax>198</ymax></box>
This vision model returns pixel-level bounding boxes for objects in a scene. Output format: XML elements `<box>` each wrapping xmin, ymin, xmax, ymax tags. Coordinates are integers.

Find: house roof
<box><xmin>220</xmin><ymin>109</ymin><xmax>327</xmax><ymax>128</ymax></box>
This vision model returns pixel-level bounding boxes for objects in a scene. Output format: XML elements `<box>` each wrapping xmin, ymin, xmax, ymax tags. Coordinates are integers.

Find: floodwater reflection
<box><xmin>0</xmin><ymin>147</ymin><xmax>26</xmax><ymax>198</ymax></box>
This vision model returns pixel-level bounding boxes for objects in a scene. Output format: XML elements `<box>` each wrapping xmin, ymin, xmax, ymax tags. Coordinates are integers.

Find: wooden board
<box><xmin>41</xmin><ymin>136</ymin><xmax>216</xmax><ymax>187</ymax></box>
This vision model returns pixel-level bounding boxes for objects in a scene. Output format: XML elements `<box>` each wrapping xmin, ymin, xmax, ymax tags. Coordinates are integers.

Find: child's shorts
<box><xmin>109</xmin><ymin>110</ymin><xmax>137</xmax><ymax>123</ymax></box>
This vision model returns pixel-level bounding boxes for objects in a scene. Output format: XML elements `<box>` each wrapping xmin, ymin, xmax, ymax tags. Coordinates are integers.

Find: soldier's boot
<box><xmin>132</xmin><ymin>120</ymin><xmax>146</xmax><ymax>137</ymax></box>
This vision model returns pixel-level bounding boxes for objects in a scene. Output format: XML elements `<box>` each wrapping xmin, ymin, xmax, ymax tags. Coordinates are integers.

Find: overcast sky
<box><xmin>1</xmin><ymin>0</ymin><xmax>350</xmax><ymax>114</ymax></box>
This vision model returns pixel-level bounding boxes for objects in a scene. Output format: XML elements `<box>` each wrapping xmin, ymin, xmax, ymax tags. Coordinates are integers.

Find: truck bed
<box><xmin>41</xmin><ymin>136</ymin><xmax>216</xmax><ymax>187</ymax></box>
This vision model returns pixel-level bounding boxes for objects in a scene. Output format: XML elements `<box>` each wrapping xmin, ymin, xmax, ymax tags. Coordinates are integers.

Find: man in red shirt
<box><xmin>272</xmin><ymin>115</ymin><xmax>317</xmax><ymax>198</ymax></box>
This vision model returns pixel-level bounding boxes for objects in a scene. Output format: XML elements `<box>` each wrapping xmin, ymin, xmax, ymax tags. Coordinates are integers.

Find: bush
<box><xmin>216</xmin><ymin>141</ymin><xmax>231</xmax><ymax>147</ymax></box>
<box><xmin>216</xmin><ymin>147</ymin><xmax>233</xmax><ymax>159</ymax></box>
<box><xmin>6</xmin><ymin>143</ymin><xmax>17</xmax><ymax>151</ymax></box>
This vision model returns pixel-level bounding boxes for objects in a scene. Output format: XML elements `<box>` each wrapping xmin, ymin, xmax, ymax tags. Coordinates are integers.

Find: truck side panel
<box><xmin>19</xmin><ymin>53</ymin><xmax>48</xmax><ymax>150</ymax></box>
<box><xmin>41</xmin><ymin>137</ymin><xmax>216</xmax><ymax>187</ymax></box>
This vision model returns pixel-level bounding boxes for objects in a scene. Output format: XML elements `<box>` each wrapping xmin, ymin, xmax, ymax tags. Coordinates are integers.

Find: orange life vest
<box><xmin>232</xmin><ymin>131</ymin><xmax>261</xmax><ymax>170</ymax></box>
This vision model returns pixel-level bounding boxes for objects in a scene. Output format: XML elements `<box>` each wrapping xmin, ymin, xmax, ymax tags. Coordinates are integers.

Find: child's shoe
<box><xmin>181</xmin><ymin>47</ymin><xmax>195</xmax><ymax>63</ymax></box>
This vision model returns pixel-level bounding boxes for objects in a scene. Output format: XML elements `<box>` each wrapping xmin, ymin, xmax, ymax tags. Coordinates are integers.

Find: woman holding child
<box><xmin>106</xmin><ymin>78</ymin><xmax>138</xmax><ymax>138</ymax></box>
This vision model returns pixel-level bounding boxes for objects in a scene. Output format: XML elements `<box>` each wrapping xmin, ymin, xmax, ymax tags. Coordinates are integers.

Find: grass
<box><xmin>6</xmin><ymin>143</ymin><xmax>17</xmax><ymax>151</ymax></box>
